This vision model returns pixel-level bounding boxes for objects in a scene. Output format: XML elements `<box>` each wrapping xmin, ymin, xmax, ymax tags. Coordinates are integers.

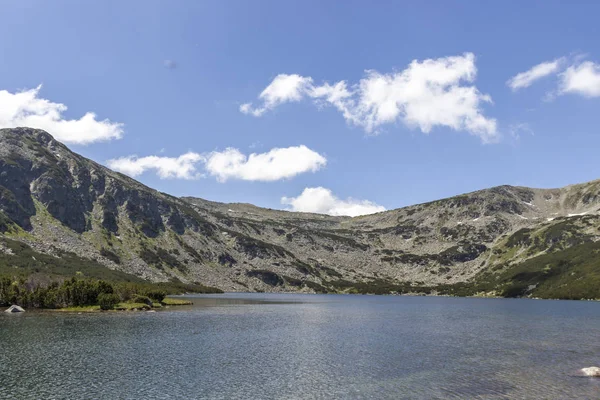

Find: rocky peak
<box><xmin>1</xmin><ymin>127</ymin><xmax>599</xmax><ymax>296</ymax></box>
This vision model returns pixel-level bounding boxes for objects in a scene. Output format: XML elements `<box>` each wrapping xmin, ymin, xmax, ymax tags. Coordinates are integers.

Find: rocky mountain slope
<box><xmin>1</xmin><ymin>127</ymin><xmax>600</xmax><ymax>298</ymax></box>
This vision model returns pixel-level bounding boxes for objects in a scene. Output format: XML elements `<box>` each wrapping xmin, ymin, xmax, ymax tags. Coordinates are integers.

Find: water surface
<box><xmin>1</xmin><ymin>294</ymin><xmax>600</xmax><ymax>399</ymax></box>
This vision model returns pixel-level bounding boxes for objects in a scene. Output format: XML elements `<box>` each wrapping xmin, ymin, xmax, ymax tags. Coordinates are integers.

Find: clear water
<box><xmin>2</xmin><ymin>294</ymin><xmax>600</xmax><ymax>399</ymax></box>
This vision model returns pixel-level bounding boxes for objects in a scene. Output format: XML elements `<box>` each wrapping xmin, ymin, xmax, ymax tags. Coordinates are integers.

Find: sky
<box><xmin>1</xmin><ymin>1</ymin><xmax>600</xmax><ymax>216</ymax></box>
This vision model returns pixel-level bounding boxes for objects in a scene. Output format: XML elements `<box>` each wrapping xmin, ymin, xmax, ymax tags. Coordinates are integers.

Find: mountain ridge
<box><xmin>1</xmin><ymin>127</ymin><xmax>599</xmax><ymax>298</ymax></box>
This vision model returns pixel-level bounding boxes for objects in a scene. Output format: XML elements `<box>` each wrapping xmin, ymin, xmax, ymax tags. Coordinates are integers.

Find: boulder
<box><xmin>5</xmin><ymin>305</ymin><xmax>25</xmax><ymax>313</ymax></box>
<box><xmin>581</xmin><ymin>367</ymin><xmax>600</xmax><ymax>377</ymax></box>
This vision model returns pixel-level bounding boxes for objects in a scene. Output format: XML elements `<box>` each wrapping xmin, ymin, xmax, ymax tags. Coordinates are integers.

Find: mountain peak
<box><xmin>0</xmin><ymin>127</ymin><xmax>599</xmax><ymax>297</ymax></box>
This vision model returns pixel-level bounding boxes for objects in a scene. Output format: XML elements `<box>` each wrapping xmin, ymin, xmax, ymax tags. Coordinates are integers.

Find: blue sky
<box><xmin>1</xmin><ymin>1</ymin><xmax>600</xmax><ymax>215</ymax></box>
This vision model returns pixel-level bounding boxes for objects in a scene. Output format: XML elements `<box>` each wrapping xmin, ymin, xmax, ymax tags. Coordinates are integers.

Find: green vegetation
<box><xmin>0</xmin><ymin>211</ymin><xmax>15</xmax><ymax>233</ymax></box>
<box><xmin>314</xmin><ymin>230</ymin><xmax>369</xmax><ymax>251</ymax></box>
<box><xmin>0</xmin><ymin>276</ymin><xmax>220</xmax><ymax>309</ymax></box>
<box><xmin>98</xmin><ymin>293</ymin><xmax>120</xmax><ymax>310</ymax></box>
<box><xmin>229</xmin><ymin>231</ymin><xmax>293</xmax><ymax>259</ymax></box>
<box><xmin>324</xmin><ymin>278</ymin><xmax>425</xmax><ymax>295</ymax></box>
<box><xmin>293</xmin><ymin>259</ymin><xmax>317</xmax><ymax>275</ymax></box>
<box><xmin>0</xmin><ymin>237</ymin><xmax>143</xmax><ymax>282</ymax></box>
<box><xmin>115</xmin><ymin>302</ymin><xmax>151</xmax><ymax>311</ymax></box>
<box><xmin>303</xmin><ymin>280</ymin><xmax>328</xmax><ymax>293</ymax></box>
<box><xmin>0</xmin><ymin>236</ymin><xmax>221</xmax><ymax>310</ymax></box>
<box><xmin>424</xmin><ymin>240</ymin><xmax>600</xmax><ymax>300</ymax></box>
<box><xmin>491</xmin><ymin>240</ymin><xmax>600</xmax><ymax>299</ymax></box>
<box><xmin>139</xmin><ymin>245</ymin><xmax>187</xmax><ymax>272</ymax></box>
<box><xmin>55</xmin><ymin>305</ymin><xmax>101</xmax><ymax>312</ymax></box>
<box><xmin>100</xmin><ymin>247</ymin><xmax>121</xmax><ymax>264</ymax></box>
<box><xmin>291</xmin><ymin>239</ymin><xmax>600</xmax><ymax>300</ymax></box>
<box><xmin>131</xmin><ymin>294</ymin><xmax>153</xmax><ymax>306</ymax></box>
<box><xmin>505</xmin><ymin>228</ymin><xmax>533</xmax><ymax>247</ymax></box>
<box><xmin>437</xmin><ymin>243</ymin><xmax>487</xmax><ymax>265</ymax></box>
<box><xmin>281</xmin><ymin>275</ymin><xmax>303</xmax><ymax>287</ymax></box>
<box><xmin>317</xmin><ymin>264</ymin><xmax>343</xmax><ymax>278</ymax></box>
<box><xmin>173</xmin><ymin>234</ymin><xmax>204</xmax><ymax>262</ymax></box>
<box><xmin>161</xmin><ymin>297</ymin><xmax>193</xmax><ymax>305</ymax></box>
<box><xmin>246</xmin><ymin>269</ymin><xmax>284</xmax><ymax>286</ymax></box>
<box><xmin>379</xmin><ymin>243</ymin><xmax>487</xmax><ymax>267</ymax></box>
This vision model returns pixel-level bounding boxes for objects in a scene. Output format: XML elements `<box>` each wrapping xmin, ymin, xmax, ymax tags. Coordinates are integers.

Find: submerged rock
<box><xmin>5</xmin><ymin>305</ymin><xmax>25</xmax><ymax>313</ymax></box>
<box><xmin>581</xmin><ymin>367</ymin><xmax>600</xmax><ymax>377</ymax></box>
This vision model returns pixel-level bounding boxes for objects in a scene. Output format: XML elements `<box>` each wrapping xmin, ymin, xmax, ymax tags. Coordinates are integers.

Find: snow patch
<box><xmin>547</xmin><ymin>217</ymin><xmax>555</xmax><ymax>222</ymax></box>
<box><xmin>522</xmin><ymin>201</ymin><xmax>535</xmax><ymax>207</ymax></box>
<box><xmin>227</xmin><ymin>209</ymin><xmax>235</xmax><ymax>212</ymax></box>
<box><xmin>472</xmin><ymin>218</ymin><xmax>480</xmax><ymax>222</ymax></box>
<box><xmin>517</xmin><ymin>215</ymin><xmax>528</xmax><ymax>220</ymax></box>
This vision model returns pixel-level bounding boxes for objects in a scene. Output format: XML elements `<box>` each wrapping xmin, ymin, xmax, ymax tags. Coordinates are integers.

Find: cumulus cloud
<box><xmin>240</xmin><ymin>74</ymin><xmax>313</xmax><ymax>116</ymax></box>
<box><xmin>204</xmin><ymin>145</ymin><xmax>326</xmax><ymax>182</ymax></box>
<box><xmin>506</xmin><ymin>59</ymin><xmax>564</xmax><ymax>91</ymax></box>
<box><xmin>508</xmin><ymin>56</ymin><xmax>600</xmax><ymax>100</ymax></box>
<box><xmin>281</xmin><ymin>187</ymin><xmax>386</xmax><ymax>217</ymax></box>
<box><xmin>240</xmin><ymin>53</ymin><xmax>498</xmax><ymax>142</ymax></box>
<box><xmin>107</xmin><ymin>152</ymin><xmax>203</xmax><ymax>180</ymax></box>
<box><xmin>107</xmin><ymin>145</ymin><xmax>326</xmax><ymax>182</ymax></box>
<box><xmin>558</xmin><ymin>61</ymin><xmax>600</xmax><ymax>97</ymax></box>
<box><xmin>0</xmin><ymin>85</ymin><xmax>123</xmax><ymax>145</ymax></box>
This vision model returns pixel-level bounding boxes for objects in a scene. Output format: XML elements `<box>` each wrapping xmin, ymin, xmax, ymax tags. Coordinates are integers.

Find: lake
<box><xmin>1</xmin><ymin>294</ymin><xmax>600</xmax><ymax>399</ymax></box>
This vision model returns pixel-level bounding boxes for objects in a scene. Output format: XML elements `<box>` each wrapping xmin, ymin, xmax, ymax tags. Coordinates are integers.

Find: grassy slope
<box><xmin>0</xmin><ymin>236</ymin><xmax>222</xmax><ymax>295</ymax></box>
<box><xmin>0</xmin><ymin>236</ymin><xmax>145</xmax><ymax>282</ymax></box>
<box><xmin>477</xmin><ymin>240</ymin><xmax>600</xmax><ymax>299</ymax></box>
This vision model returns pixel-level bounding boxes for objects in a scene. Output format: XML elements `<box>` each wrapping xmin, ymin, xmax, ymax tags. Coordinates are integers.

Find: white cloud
<box><xmin>507</xmin><ymin>59</ymin><xmax>564</xmax><ymax>91</ymax></box>
<box><xmin>281</xmin><ymin>187</ymin><xmax>386</xmax><ymax>217</ymax></box>
<box><xmin>0</xmin><ymin>85</ymin><xmax>123</xmax><ymax>145</ymax></box>
<box><xmin>558</xmin><ymin>61</ymin><xmax>600</xmax><ymax>97</ymax></box>
<box><xmin>240</xmin><ymin>53</ymin><xmax>498</xmax><ymax>142</ymax></box>
<box><xmin>108</xmin><ymin>145</ymin><xmax>326</xmax><ymax>182</ymax></box>
<box><xmin>204</xmin><ymin>145</ymin><xmax>326</xmax><ymax>182</ymax></box>
<box><xmin>107</xmin><ymin>152</ymin><xmax>203</xmax><ymax>180</ymax></box>
<box><xmin>507</xmin><ymin>56</ymin><xmax>600</xmax><ymax>100</ymax></box>
<box><xmin>240</xmin><ymin>74</ymin><xmax>313</xmax><ymax>116</ymax></box>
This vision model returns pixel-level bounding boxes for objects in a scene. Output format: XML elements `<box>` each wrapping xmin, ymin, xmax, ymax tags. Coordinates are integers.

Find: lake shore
<box><xmin>2</xmin><ymin>297</ymin><xmax>195</xmax><ymax>313</ymax></box>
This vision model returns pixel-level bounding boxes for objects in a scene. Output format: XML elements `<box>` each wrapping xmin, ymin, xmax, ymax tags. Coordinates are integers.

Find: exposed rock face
<box><xmin>1</xmin><ymin>127</ymin><xmax>600</xmax><ymax>295</ymax></box>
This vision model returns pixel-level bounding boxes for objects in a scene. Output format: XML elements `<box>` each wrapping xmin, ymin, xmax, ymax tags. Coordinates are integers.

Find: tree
<box><xmin>98</xmin><ymin>293</ymin><xmax>120</xmax><ymax>310</ymax></box>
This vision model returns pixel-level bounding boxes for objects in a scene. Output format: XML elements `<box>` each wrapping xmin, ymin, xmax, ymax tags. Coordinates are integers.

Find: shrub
<box><xmin>98</xmin><ymin>293</ymin><xmax>120</xmax><ymax>310</ymax></box>
<box><xmin>146</xmin><ymin>290</ymin><xmax>167</xmax><ymax>303</ymax></box>
<box><xmin>131</xmin><ymin>294</ymin><xmax>153</xmax><ymax>306</ymax></box>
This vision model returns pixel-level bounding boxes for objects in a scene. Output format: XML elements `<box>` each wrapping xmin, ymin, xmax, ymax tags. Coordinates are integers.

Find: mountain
<box><xmin>1</xmin><ymin>127</ymin><xmax>600</xmax><ymax>298</ymax></box>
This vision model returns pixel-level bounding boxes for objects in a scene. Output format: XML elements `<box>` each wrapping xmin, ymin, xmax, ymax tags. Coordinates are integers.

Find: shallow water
<box><xmin>1</xmin><ymin>294</ymin><xmax>600</xmax><ymax>399</ymax></box>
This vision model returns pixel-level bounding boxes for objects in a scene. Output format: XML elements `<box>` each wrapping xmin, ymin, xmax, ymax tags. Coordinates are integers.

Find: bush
<box><xmin>0</xmin><ymin>274</ymin><xmax>222</xmax><ymax>309</ymax></box>
<box><xmin>98</xmin><ymin>293</ymin><xmax>120</xmax><ymax>310</ymax></box>
<box><xmin>146</xmin><ymin>290</ymin><xmax>167</xmax><ymax>302</ymax></box>
<box><xmin>131</xmin><ymin>294</ymin><xmax>153</xmax><ymax>306</ymax></box>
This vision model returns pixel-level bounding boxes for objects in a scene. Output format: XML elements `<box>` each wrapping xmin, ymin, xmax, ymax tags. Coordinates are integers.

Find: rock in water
<box><xmin>5</xmin><ymin>305</ymin><xmax>25</xmax><ymax>313</ymax></box>
<box><xmin>581</xmin><ymin>367</ymin><xmax>600</xmax><ymax>377</ymax></box>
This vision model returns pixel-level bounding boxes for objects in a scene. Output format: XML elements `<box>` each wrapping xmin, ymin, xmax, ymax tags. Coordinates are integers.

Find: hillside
<box><xmin>1</xmin><ymin>127</ymin><xmax>600</xmax><ymax>298</ymax></box>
